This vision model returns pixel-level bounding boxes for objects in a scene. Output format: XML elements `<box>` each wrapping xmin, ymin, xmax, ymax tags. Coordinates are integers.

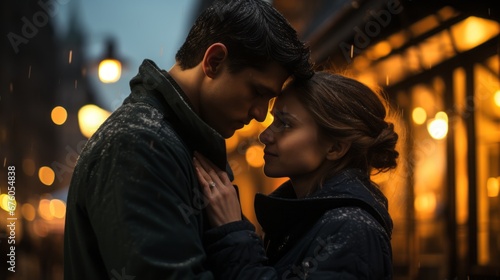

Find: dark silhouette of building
<box><xmin>1</xmin><ymin>0</ymin><xmax>98</xmax><ymax>278</ymax></box>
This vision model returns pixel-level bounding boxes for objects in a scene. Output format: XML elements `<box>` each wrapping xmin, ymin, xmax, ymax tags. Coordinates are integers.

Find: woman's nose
<box><xmin>259</xmin><ymin>127</ymin><xmax>274</xmax><ymax>145</ymax></box>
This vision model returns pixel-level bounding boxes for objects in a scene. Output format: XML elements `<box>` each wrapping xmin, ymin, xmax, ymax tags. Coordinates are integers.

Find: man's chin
<box><xmin>216</xmin><ymin>128</ymin><xmax>235</xmax><ymax>139</ymax></box>
<box><xmin>212</xmin><ymin>122</ymin><xmax>243</xmax><ymax>138</ymax></box>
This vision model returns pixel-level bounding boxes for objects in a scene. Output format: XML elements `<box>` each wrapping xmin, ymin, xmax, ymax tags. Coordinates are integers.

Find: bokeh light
<box><xmin>412</xmin><ymin>107</ymin><xmax>427</xmax><ymax>125</ymax></box>
<box><xmin>21</xmin><ymin>203</ymin><xmax>36</xmax><ymax>221</ymax></box>
<box><xmin>78</xmin><ymin>104</ymin><xmax>111</xmax><ymax>138</ymax></box>
<box><xmin>245</xmin><ymin>144</ymin><xmax>265</xmax><ymax>168</ymax></box>
<box><xmin>38</xmin><ymin>166</ymin><xmax>55</xmax><ymax>186</ymax></box>
<box><xmin>51</xmin><ymin>106</ymin><xmax>68</xmax><ymax>125</ymax></box>
<box><xmin>427</xmin><ymin>111</ymin><xmax>448</xmax><ymax>140</ymax></box>
<box><xmin>38</xmin><ymin>199</ymin><xmax>53</xmax><ymax>221</ymax></box>
<box><xmin>487</xmin><ymin>177</ymin><xmax>499</xmax><ymax>198</ymax></box>
<box><xmin>0</xmin><ymin>194</ymin><xmax>16</xmax><ymax>212</ymax></box>
<box><xmin>49</xmin><ymin>199</ymin><xmax>66</xmax><ymax>219</ymax></box>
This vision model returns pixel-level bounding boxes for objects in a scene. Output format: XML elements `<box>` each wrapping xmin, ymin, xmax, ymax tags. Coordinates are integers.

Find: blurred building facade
<box><xmin>1</xmin><ymin>0</ymin><xmax>97</xmax><ymax>279</ymax></box>
<box><xmin>220</xmin><ymin>0</ymin><xmax>499</xmax><ymax>279</ymax></box>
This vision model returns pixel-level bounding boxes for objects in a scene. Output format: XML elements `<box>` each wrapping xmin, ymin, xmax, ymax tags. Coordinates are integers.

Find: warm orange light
<box><xmin>367</xmin><ymin>41</ymin><xmax>392</xmax><ymax>60</ymax></box>
<box><xmin>412</xmin><ymin>107</ymin><xmax>427</xmax><ymax>125</ymax></box>
<box><xmin>387</xmin><ymin>32</ymin><xmax>406</xmax><ymax>49</ymax></box>
<box><xmin>245</xmin><ymin>144</ymin><xmax>265</xmax><ymax>168</ymax></box>
<box><xmin>98</xmin><ymin>59</ymin><xmax>122</xmax><ymax>83</ymax></box>
<box><xmin>352</xmin><ymin>56</ymin><xmax>371</xmax><ymax>72</ymax></box>
<box><xmin>427</xmin><ymin>112</ymin><xmax>448</xmax><ymax>140</ymax></box>
<box><xmin>409</xmin><ymin>14</ymin><xmax>439</xmax><ymax>37</ymax></box>
<box><xmin>415</xmin><ymin>192</ymin><xmax>437</xmax><ymax>213</ymax></box>
<box><xmin>21</xmin><ymin>203</ymin><xmax>36</xmax><ymax>221</ymax></box>
<box><xmin>51</xmin><ymin>106</ymin><xmax>67</xmax><ymax>125</ymax></box>
<box><xmin>494</xmin><ymin>90</ymin><xmax>500</xmax><ymax>107</ymax></box>
<box><xmin>226</xmin><ymin>134</ymin><xmax>240</xmax><ymax>153</ymax></box>
<box><xmin>49</xmin><ymin>199</ymin><xmax>66</xmax><ymax>219</ymax></box>
<box><xmin>452</xmin><ymin>16</ymin><xmax>499</xmax><ymax>52</ymax></box>
<box><xmin>486</xmin><ymin>177</ymin><xmax>499</xmax><ymax>197</ymax></box>
<box><xmin>38</xmin><ymin>199</ymin><xmax>53</xmax><ymax>220</ymax></box>
<box><xmin>38</xmin><ymin>166</ymin><xmax>55</xmax><ymax>186</ymax></box>
<box><xmin>435</xmin><ymin>111</ymin><xmax>448</xmax><ymax>121</ymax></box>
<box><xmin>0</xmin><ymin>194</ymin><xmax>16</xmax><ymax>212</ymax></box>
<box><xmin>262</xmin><ymin>111</ymin><xmax>274</xmax><ymax>129</ymax></box>
<box><xmin>78</xmin><ymin>104</ymin><xmax>111</xmax><ymax>138</ymax></box>
<box><xmin>237</xmin><ymin>121</ymin><xmax>258</xmax><ymax>138</ymax></box>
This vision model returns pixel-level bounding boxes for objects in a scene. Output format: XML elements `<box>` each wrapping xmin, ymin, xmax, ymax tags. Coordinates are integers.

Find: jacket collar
<box><xmin>255</xmin><ymin>169</ymin><xmax>393</xmax><ymax>237</ymax></box>
<box><xmin>128</xmin><ymin>59</ymin><xmax>227</xmax><ymax>170</ymax></box>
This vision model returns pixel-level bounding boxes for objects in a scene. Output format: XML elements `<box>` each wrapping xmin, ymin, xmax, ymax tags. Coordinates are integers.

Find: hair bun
<box><xmin>369</xmin><ymin>122</ymin><xmax>399</xmax><ymax>172</ymax></box>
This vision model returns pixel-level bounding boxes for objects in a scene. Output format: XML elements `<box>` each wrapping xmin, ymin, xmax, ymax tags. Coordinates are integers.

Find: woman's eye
<box><xmin>270</xmin><ymin>118</ymin><xmax>291</xmax><ymax>132</ymax></box>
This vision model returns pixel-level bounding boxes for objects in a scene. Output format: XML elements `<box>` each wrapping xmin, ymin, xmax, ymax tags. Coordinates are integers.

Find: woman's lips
<box><xmin>263</xmin><ymin>149</ymin><xmax>278</xmax><ymax>158</ymax></box>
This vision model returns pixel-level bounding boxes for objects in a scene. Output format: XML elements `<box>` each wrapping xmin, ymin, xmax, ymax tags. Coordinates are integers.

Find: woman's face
<box><xmin>259</xmin><ymin>88</ymin><xmax>331</xmax><ymax>184</ymax></box>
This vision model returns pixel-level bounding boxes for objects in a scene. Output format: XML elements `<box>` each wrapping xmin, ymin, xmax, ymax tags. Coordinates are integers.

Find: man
<box><xmin>64</xmin><ymin>0</ymin><xmax>312</xmax><ymax>278</ymax></box>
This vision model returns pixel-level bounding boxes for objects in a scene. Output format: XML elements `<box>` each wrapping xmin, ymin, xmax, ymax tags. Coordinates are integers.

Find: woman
<box><xmin>194</xmin><ymin>71</ymin><xmax>399</xmax><ymax>279</ymax></box>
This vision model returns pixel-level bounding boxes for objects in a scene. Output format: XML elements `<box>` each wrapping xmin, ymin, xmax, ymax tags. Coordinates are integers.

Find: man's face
<box><xmin>199</xmin><ymin>62</ymin><xmax>289</xmax><ymax>138</ymax></box>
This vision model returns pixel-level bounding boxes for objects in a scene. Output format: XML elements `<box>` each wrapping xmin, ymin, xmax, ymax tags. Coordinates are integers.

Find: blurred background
<box><xmin>0</xmin><ymin>0</ymin><xmax>499</xmax><ymax>279</ymax></box>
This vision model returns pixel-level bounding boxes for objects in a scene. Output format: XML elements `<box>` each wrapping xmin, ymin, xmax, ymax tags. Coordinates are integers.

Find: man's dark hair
<box><xmin>175</xmin><ymin>0</ymin><xmax>313</xmax><ymax>80</ymax></box>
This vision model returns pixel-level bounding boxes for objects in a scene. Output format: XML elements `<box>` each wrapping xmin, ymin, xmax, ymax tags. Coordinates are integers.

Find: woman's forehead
<box><xmin>272</xmin><ymin>91</ymin><xmax>308</xmax><ymax>118</ymax></box>
<box><xmin>274</xmin><ymin>87</ymin><xmax>300</xmax><ymax>107</ymax></box>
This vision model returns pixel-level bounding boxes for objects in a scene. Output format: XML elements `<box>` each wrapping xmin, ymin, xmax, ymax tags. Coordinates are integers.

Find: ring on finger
<box><xmin>209</xmin><ymin>181</ymin><xmax>216</xmax><ymax>189</ymax></box>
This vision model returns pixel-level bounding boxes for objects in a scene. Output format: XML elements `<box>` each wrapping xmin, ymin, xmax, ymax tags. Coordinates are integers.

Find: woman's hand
<box><xmin>193</xmin><ymin>151</ymin><xmax>242</xmax><ymax>227</ymax></box>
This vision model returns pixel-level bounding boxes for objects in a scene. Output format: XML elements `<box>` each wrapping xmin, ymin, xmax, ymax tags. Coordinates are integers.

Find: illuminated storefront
<box><xmin>226</xmin><ymin>1</ymin><xmax>499</xmax><ymax>279</ymax></box>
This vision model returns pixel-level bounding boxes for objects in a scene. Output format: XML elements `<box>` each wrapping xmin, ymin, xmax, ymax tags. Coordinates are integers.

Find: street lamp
<box><xmin>97</xmin><ymin>37</ymin><xmax>125</xmax><ymax>83</ymax></box>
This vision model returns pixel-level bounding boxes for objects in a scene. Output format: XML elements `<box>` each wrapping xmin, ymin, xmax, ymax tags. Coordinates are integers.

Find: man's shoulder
<box><xmin>106</xmin><ymin>101</ymin><xmax>182</xmax><ymax>137</ymax></box>
<box><xmin>80</xmin><ymin>102</ymin><xmax>187</xmax><ymax>160</ymax></box>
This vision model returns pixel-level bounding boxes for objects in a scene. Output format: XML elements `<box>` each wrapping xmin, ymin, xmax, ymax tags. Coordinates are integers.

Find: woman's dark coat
<box><xmin>205</xmin><ymin>169</ymin><xmax>393</xmax><ymax>279</ymax></box>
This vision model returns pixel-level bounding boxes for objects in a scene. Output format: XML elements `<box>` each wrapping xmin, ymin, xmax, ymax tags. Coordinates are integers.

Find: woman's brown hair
<box><xmin>285</xmin><ymin>71</ymin><xmax>399</xmax><ymax>186</ymax></box>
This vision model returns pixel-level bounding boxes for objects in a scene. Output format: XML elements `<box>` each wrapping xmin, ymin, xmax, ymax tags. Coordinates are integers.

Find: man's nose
<box><xmin>250</xmin><ymin>102</ymin><xmax>268</xmax><ymax>122</ymax></box>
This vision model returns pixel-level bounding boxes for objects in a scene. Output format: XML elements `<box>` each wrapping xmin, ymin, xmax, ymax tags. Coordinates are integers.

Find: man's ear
<box><xmin>326</xmin><ymin>141</ymin><xmax>351</xmax><ymax>161</ymax></box>
<box><xmin>202</xmin><ymin>43</ymin><xmax>228</xmax><ymax>78</ymax></box>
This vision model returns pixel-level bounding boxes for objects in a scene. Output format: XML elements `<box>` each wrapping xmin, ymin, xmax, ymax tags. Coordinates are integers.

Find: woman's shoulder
<box><xmin>315</xmin><ymin>206</ymin><xmax>388</xmax><ymax>238</ymax></box>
